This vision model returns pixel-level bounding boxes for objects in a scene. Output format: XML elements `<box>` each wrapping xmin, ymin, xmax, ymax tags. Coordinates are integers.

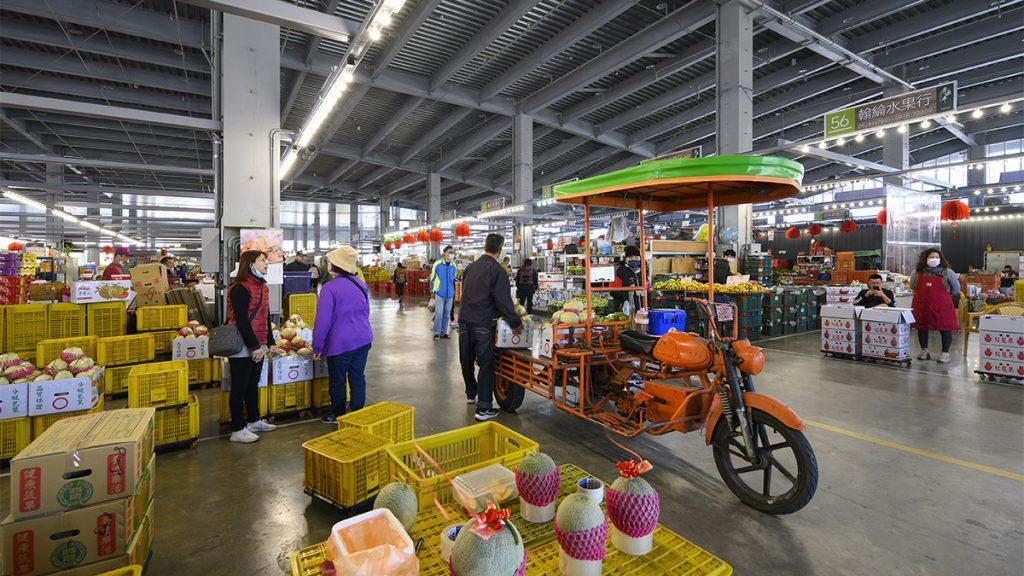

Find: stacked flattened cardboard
<box><xmin>2</xmin><ymin>409</ymin><xmax>157</xmax><ymax>575</ymax></box>
<box><xmin>977</xmin><ymin>315</ymin><xmax>1024</xmax><ymax>379</ymax></box>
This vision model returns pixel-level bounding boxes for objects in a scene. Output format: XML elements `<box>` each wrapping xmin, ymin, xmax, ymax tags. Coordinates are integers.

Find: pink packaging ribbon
<box><xmin>553</xmin><ymin>520</ymin><xmax>608</xmax><ymax>561</ymax></box>
<box><xmin>606</xmin><ymin>488</ymin><xmax>659</xmax><ymax>538</ymax></box>
<box><xmin>515</xmin><ymin>467</ymin><xmax>560</xmax><ymax>507</ymax></box>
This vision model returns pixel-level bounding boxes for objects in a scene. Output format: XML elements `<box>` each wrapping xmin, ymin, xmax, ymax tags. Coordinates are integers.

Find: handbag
<box><xmin>210</xmin><ymin>285</ymin><xmax>264</xmax><ymax>357</ymax></box>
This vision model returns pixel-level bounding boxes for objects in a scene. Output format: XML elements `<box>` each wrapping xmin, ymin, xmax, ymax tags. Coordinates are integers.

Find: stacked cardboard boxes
<box><xmin>825</xmin><ymin>286</ymin><xmax>859</xmax><ymax>305</ymax></box>
<box><xmin>820</xmin><ymin>305</ymin><xmax>863</xmax><ymax>356</ymax></box>
<box><xmin>2</xmin><ymin>409</ymin><xmax>156</xmax><ymax>575</ymax></box>
<box><xmin>860</xmin><ymin>308</ymin><xmax>916</xmax><ymax>361</ymax></box>
<box><xmin>977</xmin><ymin>315</ymin><xmax>1024</xmax><ymax>379</ymax></box>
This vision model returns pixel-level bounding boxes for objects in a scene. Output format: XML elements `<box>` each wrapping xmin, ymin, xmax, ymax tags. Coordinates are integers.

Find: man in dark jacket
<box><xmin>613</xmin><ymin>246</ymin><xmax>641</xmax><ymax>313</ymax></box>
<box><xmin>515</xmin><ymin>258</ymin><xmax>539</xmax><ymax>313</ymax></box>
<box><xmin>284</xmin><ymin>252</ymin><xmax>311</xmax><ymax>272</ymax></box>
<box><xmin>459</xmin><ymin>233</ymin><xmax>523</xmax><ymax>421</ymax></box>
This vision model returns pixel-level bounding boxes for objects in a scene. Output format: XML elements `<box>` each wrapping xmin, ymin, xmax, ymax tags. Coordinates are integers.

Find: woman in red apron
<box><xmin>910</xmin><ymin>249</ymin><xmax>960</xmax><ymax>364</ymax></box>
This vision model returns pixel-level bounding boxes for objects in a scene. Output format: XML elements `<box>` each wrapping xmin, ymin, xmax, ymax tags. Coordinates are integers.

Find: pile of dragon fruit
<box><xmin>0</xmin><ymin>348</ymin><xmax>101</xmax><ymax>384</ymax></box>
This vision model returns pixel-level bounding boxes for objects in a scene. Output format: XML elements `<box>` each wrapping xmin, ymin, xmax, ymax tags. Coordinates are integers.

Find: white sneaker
<box><xmin>917</xmin><ymin>351</ymin><xmax>930</xmax><ymax>360</ymax></box>
<box><xmin>229</xmin><ymin>429</ymin><xmax>260</xmax><ymax>443</ymax></box>
<box><xmin>246</xmin><ymin>419</ymin><xmax>277</xmax><ymax>433</ymax></box>
<box><xmin>937</xmin><ymin>353</ymin><xmax>951</xmax><ymax>364</ymax></box>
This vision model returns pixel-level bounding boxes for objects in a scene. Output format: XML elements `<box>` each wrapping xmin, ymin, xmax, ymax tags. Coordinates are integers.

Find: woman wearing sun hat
<box><xmin>313</xmin><ymin>246</ymin><xmax>373</xmax><ymax>423</ymax></box>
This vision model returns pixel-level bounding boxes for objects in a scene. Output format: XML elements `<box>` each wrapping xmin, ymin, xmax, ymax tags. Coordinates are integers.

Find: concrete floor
<box><xmin>3</xmin><ymin>297</ymin><xmax>1023</xmax><ymax>575</ymax></box>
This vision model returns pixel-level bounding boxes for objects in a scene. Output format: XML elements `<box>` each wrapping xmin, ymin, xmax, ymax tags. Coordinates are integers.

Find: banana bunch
<box><xmin>654</xmin><ymin>278</ymin><xmax>709</xmax><ymax>292</ymax></box>
<box><xmin>567</xmin><ymin>265</ymin><xmax>586</xmax><ymax>276</ymax></box>
<box><xmin>714</xmin><ymin>282</ymin><xmax>768</xmax><ymax>293</ymax></box>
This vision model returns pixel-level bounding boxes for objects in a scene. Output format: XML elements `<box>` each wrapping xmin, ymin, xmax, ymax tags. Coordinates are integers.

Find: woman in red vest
<box><xmin>226</xmin><ymin>250</ymin><xmax>277</xmax><ymax>443</ymax></box>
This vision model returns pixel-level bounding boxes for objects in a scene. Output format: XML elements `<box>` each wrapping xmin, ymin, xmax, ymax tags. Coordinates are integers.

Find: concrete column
<box><xmin>427</xmin><ymin>172</ymin><xmax>441</xmax><ymax>223</ymax></box>
<box><xmin>302</xmin><ymin>206</ymin><xmax>309</xmax><ymax>251</ymax></box>
<box><xmin>512</xmin><ymin>114</ymin><xmax>533</xmax><ymax>205</ymax></box>
<box><xmin>379</xmin><ymin>196</ymin><xmax>390</xmax><ymax>238</ymax></box>
<box><xmin>349</xmin><ymin>202</ymin><xmax>359</xmax><ymax>246</ymax></box>
<box><xmin>967</xmin><ymin>135</ymin><xmax>987</xmax><ymax>188</ymax></box>
<box><xmin>881</xmin><ymin>84</ymin><xmax>909</xmax><ymax>186</ymax></box>
<box><xmin>715</xmin><ymin>0</ymin><xmax>753</xmax><ymax>250</ymax></box>
<box><xmin>86</xmin><ymin>187</ymin><xmax>100</xmax><ymax>263</ymax></box>
<box><xmin>45</xmin><ymin>164</ymin><xmax>62</xmax><ymax>248</ymax></box>
<box><xmin>313</xmin><ymin>205</ymin><xmax>321</xmax><ymax>252</ymax></box>
<box><xmin>328</xmin><ymin>201</ymin><xmax>337</xmax><ymax>244</ymax></box>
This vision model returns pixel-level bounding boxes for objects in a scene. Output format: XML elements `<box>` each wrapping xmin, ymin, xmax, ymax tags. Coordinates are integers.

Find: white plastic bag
<box><xmin>428</xmin><ymin>296</ymin><xmax>436</xmax><ymax>312</ymax></box>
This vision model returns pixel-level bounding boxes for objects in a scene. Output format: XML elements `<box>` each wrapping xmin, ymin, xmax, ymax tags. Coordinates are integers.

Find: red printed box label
<box><xmin>97</xmin><ymin>512</ymin><xmax>117</xmax><ymax>556</ymax></box>
<box><xmin>107</xmin><ymin>449</ymin><xmax>127</xmax><ymax>495</ymax></box>
<box><xmin>18</xmin><ymin>467</ymin><xmax>41</xmax><ymax>513</ymax></box>
<box><xmin>13</xmin><ymin>530</ymin><xmax>34</xmax><ymax>575</ymax></box>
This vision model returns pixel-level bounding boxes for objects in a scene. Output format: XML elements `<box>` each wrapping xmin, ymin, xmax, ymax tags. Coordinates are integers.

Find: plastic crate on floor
<box><xmin>269</xmin><ymin>380</ymin><xmax>311</xmax><ymax>416</ymax></box>
<box><xmin>155</xmin><ymin>394</ymin><xmax>199</xmax><ymax>446</ymax></box>
<box><xmin>96</xmin><ymin>333</ymin><xmax>155</xmax><ymax>366</ymax></box>
<box><xmin>31</xmin><ymin>395</ymin><xmax>105</xmax><ymax>439</ymax></box>
<box><xmin>187</xmin><ymin>358</ymin><xmax>213</xmax><ymax>386</ymax></box>
<box><xmin>212</xmin><ymin>358</ymin><xmax>223</xmax><ymax>382</ymax></box>
<box><xmin>287</xmin><ymin>293</ymin><xmax>317</xmax><ymax>327</ymax></box>
<box><xmin>5</xmin><ymin>303</ymin><xmax>48</xmax><ymax>362</ymax></box>
<box><xmin>47</xmin><ymin>303</ymin><xmax>86</xmax><ymax>339</ymax></box>
<box><xmin>35</xmin><ymin>335</ymin><xmax>98</xmax><ymax>367</ymax></box>
<box><xmin>0</xmin><ymin>417</ymin><xmax>31</xmax><ymax>460</ymax></box>
<box><xmin>150</xmin><ymin>329</ymin><xmax>177</xmax><ymax>356</ymax></box>
<box><xmin>137</xmin><ymin>304</ymin><xmax>188</xmax><ymax>331</ymax></box>
<box><xmin>86</xmin><ymin>302</ymin><xmax>126</xmax><ymax>337</ymax></box>
<box><xmin>103</xmin><ymin>364</ymin><xmax>135</xmax><ymax>396</ymax></box>
<box><xmin>129</xmin><ymin>360</ymin><xmax>188</xmax><ymax>407</ymax></box>
<box><xmin>303</xmin><ymin>428</ymin><xmax>393</xmax><ymax>509</ymax></box>
<box><xmin>386</xmin><ymin>421</ymin><xmax>538</xmax><ymax>512</ymax></box>
<box><xmin>338</xmin><ymin>401</ymin><xmax>414</xmax><ymax>443</ymax></box>
<box><xmin>98</xmin><ymin>567</ymin><xmax>143</xmax><ymax>576</ymax></box>
<box><xmin>312</xmin><ymin>377</ymin><xmax>331</xmax><ymax>409</ymax></box>
<box><xmin>218</xmin><ymin>387</ymin><xmax>269</xmax><ymax>424</ymax></box>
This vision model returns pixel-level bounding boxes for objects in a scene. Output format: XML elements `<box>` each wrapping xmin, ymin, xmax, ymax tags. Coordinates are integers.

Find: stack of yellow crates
<box><xmin>4</xmin><ymin>304</ymin><xmax>48</xmax><ymax>364</ymax></box>
<box><xmin>135</xmin><ymin>304</ymin><xmax>186</xmax><ymax>360</ymax></box>
<box><xmin>97</xmin><ymin>333</ymin><xmax>156</xmax><ymax>397</ymax></box>
<box><xmin>46</xmin><ymin>302</ymin><xmax>86</xmax><ymax>339</ymax></box>
<box><xmin>128</xmin><ymin>360</ymin><xmax>198</xmax><ymax>450</ymax></box>
<box><xmin>85</xmin><ymin>301</ymin><xmax>127</xmax><ymax>338</ymax></box>
<box><xmin>0</xmin><ymin>409</ymin><xmax>157</xmax><ymax>574</ymax></box>
<box><xmin>30</xmin><ymin>336</ymin><xmax>105</xmax><ymax>439</ymax></box>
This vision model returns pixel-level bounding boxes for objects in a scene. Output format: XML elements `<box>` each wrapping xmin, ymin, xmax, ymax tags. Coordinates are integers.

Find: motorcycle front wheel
<box><xmin>711</xmin><ymin>408</ymin><xmax>818</xmax><ymax>515</ymax></box>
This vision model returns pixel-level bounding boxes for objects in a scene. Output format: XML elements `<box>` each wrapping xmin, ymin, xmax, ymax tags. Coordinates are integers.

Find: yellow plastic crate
<box><xmin>137</xmin><ymin>304</ymin><xmax>188</xmax><ymax>331</ymax></box>
<box><xmin>99</xmin><ymin>566</ymin><xmax>143</xmax><ymax>576</ymax></box>
<box><xmin>338</xmin><ymin>401</ymin><xmax>414</xmax><ymax>443</ymax></box>
<box><xmin>86</xmin><ymin>301</ymin><xmax>126</xmax><ymax>337</ymax></box>
<box><xmin>218</xmin><ymin>387</ymin><xmax>269</xmax><ymax>424</ymax></box>
<box><xmin>35</xmin><ymin>335</ymin><xmax>97</xmax><ymax>366</ymax></box>
<box><xmin>0</xmin><ymin>417</ymin><xmax>31</xmax><ymax>460</ymax></box>
<box><xmin>302</xmin><ymin>428</ymin><xmax>392</xmax><ymax>508</ymax></box>
<box><xmin>5</xmin><ymin>303</ymin><xmax>48</xmax><ymax>361</ymax></box>
<box><xmin>150</xmin><ymin>329</ymin><xmax>177</xmax><ymax>355</ymax></box>
<box><xmin>212</xmin><ymin>358</ymin><xmax>223</xmax><ymax>381</ymax></box>
<box><xmin>386</xmin><ymin>422</ymin><xmax>539</xmax><ymax>512</ymax></box>
<box><xmin>103</xmin><ymin>364</ymin><xmax>135</xmax><ymax>396</ymax></box>
<box><xmin>128</xmin><ymin>360</ymin><xmax>188</xmax><ymax>408</ymax></box>
<box><xmin>269</xmin><ymin>380</ymin><xmax>312</xmax><ymax>416</ymax></box>
<box><xmin>154</xmin><ymin>394</ymin><xmax>199</xmax><ymax>446</ymax></box>
<box><xmin>96</xmin><ymin>334</ymin><xmax>155</xmax><ymax>366</ymax></box>
<box><xmin>287</xmin><ymin>293</ymin><xmax>317</xmax><ymax>327</ymax></box>
<box><xmin>31</xmin><ymin>395</ymin><xmax>105</xmax><ymax>439</ymax></box>
<box><xmin>47</xmin><ymin>302</ymin><xmax>86</xmax><ymax>339</ymax></box>
<box><xmin>187</xmin><ymin>358</ymin><xmax>213</xmax><ymax>385</ymax></box>
<box><xmin>312</xmin><ymin>377</ymin><xmax>331</xmax><ymax>408</ymax></box>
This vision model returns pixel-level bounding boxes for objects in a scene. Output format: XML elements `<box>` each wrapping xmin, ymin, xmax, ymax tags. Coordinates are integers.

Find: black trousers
<box><xmin>228</xmin><ymin>357</ymin><xmax>263</xmax><ymax>431</ymax></box>
<box><xmin>517</xmin><ymin>291</ymin><xmax>534</xmax><ymax>314</ymax></box>
<box><xmin>396</xmin><ymin>283</ymin><xmax>405</xmax><ymax>297</ymax></box>
<box><xmin>459</xmin><ymin>323</ymin><xmax>496</xmax><ymax>411</ymax></box>
<box><xmin>918</xmin><ymin>330</ymin><xmax>953</xmax><ymax>353</ymax></box>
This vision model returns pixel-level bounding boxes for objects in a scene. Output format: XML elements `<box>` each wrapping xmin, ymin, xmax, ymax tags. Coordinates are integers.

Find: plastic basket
<box><xmin>5</xmin><ymin>303</ymin><xmax>48</xmax><ymax>361</ymax></box>
<box><xmin>47</xmin><ymin>303</ymin><xmax>86</xmax><ymax>339</ymax></box>
<box><xmin>283</xmin><ymin>271</ymin><xmax>311</xmax><ymax>295</ymax></box>
<box><xmin>287</xmin><ymin>293</ymin><xmax>317</xmax><ymax>327</ymax></box>
<box><xmin>155</xmin><ymin>394</ymin><xmax>199</xmax><ymax>446</ymax></box>
<box><xmin>0</xmin><ymin>417</ymin><xmax>31</xmax><ymax>460</ymax></box>
<box><xmin>187</xmin><ymin>358</ymin><xmax>213</xmax><ymax>385</ymax></box>
<box><xmin>128</xmin><ymin>360</ymin><xmax>188</xmax><ymax>408</ymax></box>
<box><xmin>219</xmin><ymin>387</ymin><xmax>269</xmax><ymax>424</ymax></box>
<box><xmin>98</xmin><ymin>566</ymin><xmax>143</xmax><ymax>576</ymax></box>
<box><xmin>96</xmin><ymin>334</ymin><xmax>155</xmax><ymax>366</ymax></box>
<box><xmin>288</xmin><ymin>535</ymin><xmax>450</xmax><ymax>576</ymax></box>
<box><xmin>386</xmin><ymin>422</ymin><xmax>539</xmax><ymax>512</ymax></box>
<box><xmin>31</xmin><ymin>395</ymin><xmax>105</xmax><ymax>439</ymax></box>
<box><xmin>86</xmin><ymin>302</ymin><xmax>126</xmax><ymax>337</ymax></box>
<box><xmin>269</xmin><ymin>380</ymin><xmax>312</xmax><ymax>415</ymax></box>
<box><xmin>312</xmin><ymin>377</ymin><xmax>331</xmax><ymax>408</ymax></box>
<box><xmin>338</xmin><ymin>401</ymin><xmax>414</xmax><ymax>443</ymax></box>
<box><xmin>303</xmin><ymin>428</ymin><xmax>392</xmax><ymax>508</ymax></box>
<box><xmin>212</xmin><ymin>358</ymin><xmax>223</xmax><ymax>382</ymax></box>
<box><xmin>35</xmin><ymin>335</ymin><xmax>98</xmax><ymax>367</ymax></box>
<box><xmin>150</xmin><ymin>330</ymin><xmax>177</xmax><ymax>355</ymax></box>
<box><xmin>103</xmin><ymin>364</ymin><xmax>135</xmax><ymax>396</ymax></box>
<box><xmin>137</xmin><ymin>304</ymin><xmax>188</xmax><ymax>331</ymax></box>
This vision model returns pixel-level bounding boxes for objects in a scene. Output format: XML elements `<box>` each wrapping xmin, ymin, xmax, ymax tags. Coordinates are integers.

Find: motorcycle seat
<box><xmin>620</xmin><ymin>330</ymin><xmax>660</xmax><ymax>356</ymax></box>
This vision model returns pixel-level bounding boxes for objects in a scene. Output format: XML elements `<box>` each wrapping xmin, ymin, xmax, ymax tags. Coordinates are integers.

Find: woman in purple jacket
<box><xmin>313</xmin><ymin>246</ymin><xmax>373</xmax><ymax>423</ymax></box>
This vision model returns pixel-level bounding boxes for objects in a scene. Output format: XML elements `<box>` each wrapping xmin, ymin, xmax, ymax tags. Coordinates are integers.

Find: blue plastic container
<box><xmin>283</xmin><ymin>271</ymin><xmax>311</xmax><ymax>295</ymax></box>
<box><xmin>648</xmin><ymin>309</ymin><xmax>687</xmax><ymax>335</ymax></box>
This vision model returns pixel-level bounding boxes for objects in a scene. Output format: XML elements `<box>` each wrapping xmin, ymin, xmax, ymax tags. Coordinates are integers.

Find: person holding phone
<box><xmin>853</xmin><ymin>274</ymin><xmax>894</xmax><ymax>308</ymax></box>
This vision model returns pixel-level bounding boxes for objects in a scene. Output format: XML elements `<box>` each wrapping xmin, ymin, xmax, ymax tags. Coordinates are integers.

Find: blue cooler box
<box><xmin>648</xmin><ymin>309</ymin><xmax>687</xmax><ymax>335</ymax></box>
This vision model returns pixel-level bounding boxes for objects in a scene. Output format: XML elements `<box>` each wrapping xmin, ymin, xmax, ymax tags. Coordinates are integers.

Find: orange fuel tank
<box><xmin>653</xmin><ymin>330</ymin><xmax>713</xmax><ymax>370</ymax></box>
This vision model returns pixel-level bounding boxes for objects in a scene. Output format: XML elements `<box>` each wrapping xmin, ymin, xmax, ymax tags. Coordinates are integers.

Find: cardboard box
<box><xmin>859</xmin><ymin>307</ymin><xmax>915</xmax><ymax>326</ymax></box>
<box><xmin>129</xmin><ymin>264</ymin><xmax>169</xmax><ymax>308</ymax></box>
<box><xmin>978</xmin><ymin>315</ymin><xmax>1024</xmax><ymax>344</ymax></box>
<box><xmin>862</xmin><ymin>321</ymin><xmax>911</xmax><ymax>336</ymax></box>
<box><xmin>70</xmin><ymin>281</ymin><xmax>134</xmax><ymax>305</ymax></box>
<box><xmin>45</xmin><ymin>499</ymin><xmax>155</xmax><ymax>576</ymax></box>
<box><xmin>171</xmin><ymin>337</ymin><xmax>209</xmax><ymax>360</ymax></box>
<box><xmin>651</xmin><ymin>258</ymin><xmax>672</xmax><ymax>275</ymax></box>
<box><xmin>0</xmin><ymin>383</ymin><xmax>29</xmax><ymax>421</ymax></box>
<box><xmin>978</xmin><ymin>359</ymin><xmax>1024</xmax><ymax>378</ymax></box>
<box><xmin>820</xmin><ymin>338</ymin><xmax>858</xmax><ymax>355</ymax></box>
<box><xmin>28</xmin><ymin>372</ymin><xmax>102</xmax><ymax>417</ymax></box>
<box><xmin>979</xmin><ymin>345</ymin><xmax>1024</xmax><ymax>362</ymax></box>
<box><xmin>221</xmin><ymin>358</ymin><xmax>268</xmax><ymax>389</ymax></box>
<box><xmin>862</xmin><ymin>344</ymin><xmax>911</xmax><ymax>361</ymax></box>
<box><xmin>671</xmin><ymin>257</ymin><xmax>696</xmax><ymax>274</ymax></box>
<box><xmin>10</xmin><ymin>408</ymin><xmax>155</xmax><ymax>519</ymax></box>
<box><xmin>862</xmin><ymin>332</ymin><xmax>911</xmax><ymax>348</ymax></box>
<box><xmin>271</xmin><ymin>356</ymin><xmax>313</xmax><ymax>384</ymax></box>
<box><xmin>496</xmin><ymin>318</ymin><xmax>535</xmax><ymax>349</ymax></box>
<box><xmin>650</xmin><ymin>240</ymin><xmax>706</xmax><ymax>254</ymax></box>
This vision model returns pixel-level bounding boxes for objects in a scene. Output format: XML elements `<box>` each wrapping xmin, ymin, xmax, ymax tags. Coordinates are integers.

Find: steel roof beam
<box><xmin>362</xmin><ymin>97</ymin><xmax>424</xmax><ymax>155</ymax></box>
<box><xmin>478</xmin><ymin>0</ymin><xmax>636</xmax><ymax>101</ymax></box>
<box><xmin>15</xmin><ymin>112</ymin><xmax>213</xmax><ymax>139</ymax></box>
<box><xmin>429</xmin><ymin>116</ymin><xmax>509</xmax><ymax>173</ymax></box>
<box><xmin>371</xmin><ymin>0</ymin><xmax>444</xmax><ymax>80</ymax></box>
<box><xmin>0</xmin><ymin>153</ymin><xmax>213</xmax><ymax>176</ymax></box>
<box><xmin>847</xmin><ymin>0</ymin><xmax>1015</xmax><ymax>54</ymax></box>
<box><xmin>174</xmin><ymin>0</ymin><xmax>359</xmax><ymax>43</ymax></box>
<box><xmin>399</xmin><ymin>108</ymin><xmax>474</xmax><ymax>164</ymax></box>
<box><xmin>288</xmin><ymin>85</ymin><xmax>371</xmax><ymax>182</ymax></box>
<box><xmin>818</xmin><ymin>0</ymin><xmax>929</xmax><ymax>37</ymax></box>
<box><xmin>905</xmin><ymin>35</ymin><xmax>1024</xmax><ymax>84</ymax></box>
<box><xmin>0</xmin><ymin>75</ymin><xmax>211</xmax><ymax>117</ymax></box>
<box><xmin>281</xmin><ymin>0</ymin><xmax>343</xmax><ymax>125</ymax></box>
<box><xmin>37</xmin><ymin>129</ymin><xmax>213</xmax><ymax>152</ymax></box>
<box><xmin>38</xmin><ymin>137</ymin><xmax>207</xmax><ymax>158</ymax></box>
<box><xmin>0</xmin><ymin>111</ymin><xmax>53</xmax><ymax>154</ymax></box>
<box><xmin>462</xmin><ymin>126</ymin><xmax>555</xmax><ymax>178</ymax></box>
<box><xmin>0</xmin><ymin>93</ymin><xmax>220</xmax><ymax>132</ymax></box>
<box><xmin>872</xmin><ymin>8</ymin><xmax>1024</xmax><ymax>70</ymax></box>
<box><xmin>324</xmin><ymin>159</ymin><xmax>357</xmax><ymax>186</ymax></box>
<box><xmin>357</xmin><ymin>167</ymin><xmax>395</xmax><ymax>189</ymax></box>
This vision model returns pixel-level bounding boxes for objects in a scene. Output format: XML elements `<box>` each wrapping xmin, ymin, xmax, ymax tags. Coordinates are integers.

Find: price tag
<box><xmin>714</xmin><ymin>304</ymin><xmax>734</xmax><ymax>321</ymax></box>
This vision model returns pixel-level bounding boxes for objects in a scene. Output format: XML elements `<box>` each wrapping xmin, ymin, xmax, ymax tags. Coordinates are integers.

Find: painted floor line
<box><xmin>805</xmin><ymin>418</ymin><xmax>1024</xmax><ymax>483</ymax></box>
<box><xmin>763</xmin><ymin>346</ymin><xmax>979</xmax><ymax>384</ymax></box>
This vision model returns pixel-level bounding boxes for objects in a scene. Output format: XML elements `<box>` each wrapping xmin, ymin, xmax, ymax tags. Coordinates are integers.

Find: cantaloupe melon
<box><xmin>372</xmin><ymin>482</ymin><xmax>417</xmax><ymax>532</ymax></box>
<box><xmin>451</xmin><ymin>518</ymin><xmax>524</xmax><ymax>576</ymax></box>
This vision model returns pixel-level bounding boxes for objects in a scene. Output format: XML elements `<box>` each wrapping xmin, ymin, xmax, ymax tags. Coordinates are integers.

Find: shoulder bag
<box><xmin>209</xmin><ymin>285</ymin><xmax>264</xmax><ymax>357</ymax></box>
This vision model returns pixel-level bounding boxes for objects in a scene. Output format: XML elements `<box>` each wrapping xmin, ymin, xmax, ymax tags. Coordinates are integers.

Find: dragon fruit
<box><xmin>0</xmin><ymin>353</ymin><xmax>21</xmax><ymax>371</ymax></box>
<box><xmin>54</xmin><ymin>370</ymin><xmax>74</xmax><ymax>380</ymax></box>
<box><xmin>45</xmin><ymin>358</ymin><xmax>68</xmax><ymax>376</ymax></box>
<box><xmin>70</xmin><ymin>357</ymin><xmax>95</xmax><ymax>375</ymax></box>
<box><xmin>60</xmin><ymin>347</ymin><xmax>85</xmax><ymax>364</ymax></box>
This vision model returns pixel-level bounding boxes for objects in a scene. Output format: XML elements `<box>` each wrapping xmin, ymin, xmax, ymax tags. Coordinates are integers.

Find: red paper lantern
<box><xmin>101</xmin><ymin>245</ymin><xmax>115</xmax><ymax>255</ymax></box>
<box><xmin>876</xmin><ymin>208</ymin><xmax>887</xmax><ymax>227</ymax></box>
<box><xmin>786</xmin><ymin>227</ymin><xmax>800</xmax><ymax>240</ymax></box>
<box><xmin>384</xmin><ymin>240</ymin><xmax>393</xmax><ymax>251</ymax></box>
<box><xmin>7</xmin><ymin>242</ymin><xmax>23</xmax><ymax>252</ymax></box>
<box><xmin>753</xmin><ymin>230</ymin><xmax>764</xmax><ymax>240</ymax></box>
<box><xmin>546</xmin><ymin>239</ymin><xmax>554</xmax><ymax>250</ymax></box>
<box><xmin>416</xmin><ymin>231</ymin><xmax>430</xmax><ymax>243</ymax></box>
<box><xmin>393</xmin><ymin>239</ymin><xmax>402</xmax><ymax>249</ymax></box>
<box><xmin>941</xmin><ymin>200</ymin><xmax>970</xmax><ymax>238</ymax></box>
<box><xmin>839</xmin><ymin>219</ymin><xmax>857</xmax><ymax>233</ymax></box>
<box><xmin>429</xmin><ymin>228</ymin><xmax>443</xmax><ymax>243</ymax></box>
<box><xmin>454</xmin><ymin>223</ymin><xmax>471</xmax><ymax>238</ymax></box>
<box><xmin>806</xmin><ymin>223</ymin><xmax>823</xmax><ymax>236</ymax></box>
<box><xmin>403</xmin><ymin>233</ymin><xmax>415</xmax><ymax>245</ymax></box>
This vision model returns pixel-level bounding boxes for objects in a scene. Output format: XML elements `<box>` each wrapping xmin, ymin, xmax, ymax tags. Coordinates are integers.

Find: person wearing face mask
<box><xmin>910</xmin><ymin>248</ymin><xmax>960</xmax><ymax>363</ymax></box>
<box><xmin>713</xmin><ymin>249</ymin><xmax>736</xmax><ymax>285</ymax></box>
<box><xmin>430</xmin><ymin>245</ymin><xmax>458</xmax><ymax>340</ymax></box>
<box><xmin>854</xmin><ymin>274</ymin><xmax>894</xmax><ymax>308</ymax></box>
<box><xmin>225</xmin><ymin>250</ymin><xmax>277</xmax><ymax>443</ymax></box>
<box><xmin>613</xmin><ymin>246</ymin><xmax>642</xmax><ymax>313</ymax></box>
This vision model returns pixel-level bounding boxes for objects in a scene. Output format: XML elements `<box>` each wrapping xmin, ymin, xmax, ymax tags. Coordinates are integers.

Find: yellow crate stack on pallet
<box><xmin>287</xmin><ymin>293</ymin><xmax>317</xmax><ymax>327</ymax></box>
<box><xmin>269</xmin><ymin>379</ymin><xmax>312</xmax><ymax>418</ymax></box>
<box><xmin>86</xmin><ymin>301</ymin><xmax>126</xmax><ymax>337</ymax></box>
<box><xmin>128</xmin><ymin>360</ymin><xmax>197</xmax><ymax>450</ymax></box>
<box><xmin>135</xmin><ymin>304</ymin><xmax>187</xmax><ymax>361</ymax></box>
<box><xmin>96</xmin><ymin>333</ymin><xmax>156</xmax><ymax>397</ymax></box>
<box><xmin>35</xmin><ymin>335</ymin><xmax>97</xmax><ymax>366</ymax></box>
<box><xmin>47</xmin><ymin>302</ymin><xmax>86</xmax><ymax>338</ymax></box>
<box><xmin>4</xmin><ymin>303</ymin><xmax>48</xmax><ymax>363</ymax></box>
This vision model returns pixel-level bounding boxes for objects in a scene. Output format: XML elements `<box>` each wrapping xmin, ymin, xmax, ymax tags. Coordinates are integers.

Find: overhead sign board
<box><xmin>824</xmin><ymin>81</ymin><xmax>956</xmax><ymax>138</ymax></box>
<box><xmin>481</xmin><ymin>198</ymin><xmax>505</xmax><ymax>212</ymax></box>
<box><xmin>813</xmin><ymin>209</ymin><xmax>850</xmax><ymax>222</ymax></box>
